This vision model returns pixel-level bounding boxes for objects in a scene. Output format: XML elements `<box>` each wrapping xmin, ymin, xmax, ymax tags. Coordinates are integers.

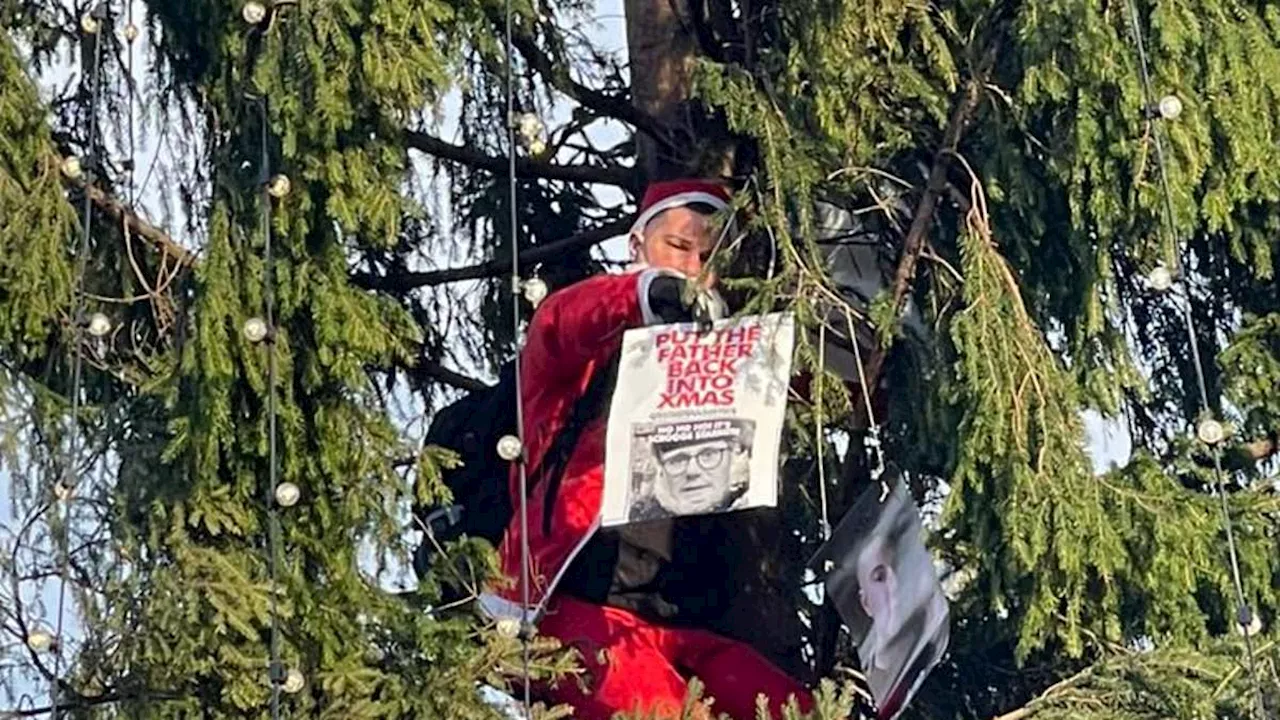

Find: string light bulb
<box><xmin>243</xmin><ymin>317</ymin><xmax>269</xmax><ymax>344</ymax></box>
<box><xmin>274</xmin><ymin>482</ymin><xmax>300</xmax><ymax>507</ymax></box>
<box><xmin>1196</xmin><ymin>418</ymin><xmax>1226</xmax><ymax>445</ymax></box>
<box><xmin>26</xmin><ymin>629</ymin><xmax>55</xmax><ymax>652</ymax></box>
<box><xmin>60</xmin><ymin>156</ymin><xmax>83</xmax><ymax>180</ymax></box>
<box><xmin>522</xmin><ymin>277</ymin><xmax>548</xmax><ymax>307</ymax></box>
<box><xmin>514</xmin><ymin>113</ymin><xmax>546</xmax><ymax>155</ymax></box>
<box><xmin>1157</xmin><ymin>95</ymin><xmax>1183</xmax><ymax>120</ymax></box>
<box><xmin>1236</xmin><ymin>607</ymin><xmax>1263</xmax><ymax>638</ymax></box>
<box><xmin>495</xmin><ymin>617</ymin><xmax>521</xmax><ymax>639</ymax></box>
<box><xmin>1147</xmin><ymin>265</ymin><xmax>1174</xmax><ymax>292</ymax></box>
<box><xmin>87</xmin><ymin>312</ymin><xmax>112</xmax><ymax>338</ymax></box>
<box><xmin>282</xmin><ymin>668</ymin><xmax>305</xmax><ymax>694</ymax></box>
<box><xmin>496</xmin><ymin>435</ymin><xmax>522</xmax><ymax>461</ymax></box>
<box><xmin>80</xmin><ymin>11</ymin><xmax>101</xmax><ymax>34</ymax></box>
<box><xmin>241</xmin><ymin>1</ymin><xmax>267</xmax><ymax>24</ymax></box>
<box><xmin>267</xmin><ymin>174</ymin><xmax>291</xmax><ymax>199</ymax></box>
<box><xmin>54</xmin><ymin>481</ymin><xmax>74</xmax><ymax>502</ymax></box>
<box><xmin>123</xmin><ymin>23</ymin><xmax>139</xmax><ymax>42</ymax></box>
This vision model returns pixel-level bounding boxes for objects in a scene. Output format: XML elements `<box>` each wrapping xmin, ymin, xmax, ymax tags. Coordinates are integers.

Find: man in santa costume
<box><xmin>480</xmin><ymin>179</ymin><xmax>816</xmax><ymax>720</ymax></box>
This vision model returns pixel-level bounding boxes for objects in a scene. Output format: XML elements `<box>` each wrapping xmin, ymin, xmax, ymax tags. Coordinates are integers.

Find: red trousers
<box><xmin>535</xmin><ymin>594</ymin><xmax>814</xmax><ymax>720</ymax></box>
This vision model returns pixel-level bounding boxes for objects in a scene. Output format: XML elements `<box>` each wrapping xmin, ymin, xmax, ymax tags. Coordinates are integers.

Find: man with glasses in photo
<box><xmin>629</xmin><ymin>420</ymin><xmax>752</xmax><ymax>522</ymax></box>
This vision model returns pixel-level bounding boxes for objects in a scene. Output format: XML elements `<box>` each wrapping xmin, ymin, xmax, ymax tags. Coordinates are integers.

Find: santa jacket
<box><xmin>476</xmin><ymin>266</ymin><xmax>878</xmax><ymax>626</ymax></box>
<box><xmin>479</xmin><ymin>267</ymin><xmax>682</xmax><ymax>624</ymax></box>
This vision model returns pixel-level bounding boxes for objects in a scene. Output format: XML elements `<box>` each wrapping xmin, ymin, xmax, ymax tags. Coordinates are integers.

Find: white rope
<box><xmin>816</xmin><ymin>320</ymin><xmax>831</xmax><ymax>541</ymax></box>
<box><xmin>842</xmin><ymin>310</ymin><xmax>887</xmax><ymax>500</ymax></box>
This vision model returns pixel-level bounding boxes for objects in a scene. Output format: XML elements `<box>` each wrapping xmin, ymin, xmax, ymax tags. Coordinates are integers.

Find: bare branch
<box><xmin>403</xmin><ymin>130</ymin><xmax>638</xmax><ymax>191</ymax></box>
<box><xmin>406</xmin><ymin>359</ymin><xmax>488</xmax><ymax>393</ymax></box>
<box><xmin>494</xmin><ymin>14</ymin><xmax>673</xmax><ymax>150</ymax></box>
<box><xmin>0</xmin><ymin>688</ymin><xmax>186</xmax><ymax>718</ymax></box>
<box><xmin>856</xmin><ymin>62</ymin><xmax>993</xmax><ymax>420</ymax></box>
<box><xmin>66</xmin><ymin>177</ymin><xmax>195</xmax><ymax>268</ymax></box>
<box><xmin>351</xmin><ymin>218</ymin><xmax>631</xmax><ymax>292</ymax></box>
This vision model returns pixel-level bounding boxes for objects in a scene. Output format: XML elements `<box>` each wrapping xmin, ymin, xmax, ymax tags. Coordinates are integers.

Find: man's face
<box><xmin>857</xmin><ymin>538</ymin><xmax>897</xmax><ymax>624</ymax></box>
<box><xmin>634</xmin><ymin>206</ymin><xmax>718</xmax><ymax>287</ymax></box>
<box><xmin>654</xmin><ymin>439</ymin><xmax>733</xmax><ymax>515</ymax></box>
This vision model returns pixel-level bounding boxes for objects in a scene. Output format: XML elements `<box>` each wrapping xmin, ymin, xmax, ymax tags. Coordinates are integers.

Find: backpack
<box><xmin>411</xmin><ymin>353</ymin><xmax>620</xmax><ymax>591</ymax></box>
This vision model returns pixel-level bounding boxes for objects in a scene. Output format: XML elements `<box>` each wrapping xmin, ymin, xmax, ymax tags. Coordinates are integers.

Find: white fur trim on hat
<box><xmin>629</xmin><ymin>191</ymin><xmax>731</xmax><ymax>238</ymax></box>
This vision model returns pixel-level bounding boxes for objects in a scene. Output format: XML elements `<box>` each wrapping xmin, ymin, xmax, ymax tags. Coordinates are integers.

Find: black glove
<box><xmin>647</xmin><ymin>275</ymin><xmax>695</xmax><ymax>324</ymax></box>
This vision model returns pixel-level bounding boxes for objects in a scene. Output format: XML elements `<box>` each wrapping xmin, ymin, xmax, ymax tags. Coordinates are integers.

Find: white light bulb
<box><xmin>1147</xmin><ymin>265</ymin><xmax>1173</xmax><ymax>292</ymax></box>
<box><xmin>87</xmin><ymin>312</ymin><xmax>111</xmax><ymax>338</ymax></box>
<box><xmin>243</xmin><ymin>317</ymin><xmax>268</xmax><ymax>343</ymax></box>
<box><xmin>61</xmin><ymin>156</ymin><xmax>83</xmax><ymax>180</ymax></box>
<box><xmin>282</xmin><ymin>668</ymin><xmax>305</xmax><ymax>694</ymax></box>
<box><xmin>123</xmin><ymin>23</ymin><xmax>139</xmax><ymax>42</ymax></box>
<box><xmin>267</xmin><ymin>174</ymin><xmax>291</xmax><ymax>199</ymax></box>
<box><xmin>26</xmin><ymin>630</ymin><xmax>54</xmax><ymax>652</ymax></box>
<box><xmin>1196</xmin><ymin>418</ymin><xmax>1225</xmax><ymax>445</ymax></box>
<box><xmin>522</xmin><ymin>277</ymin><xmax>548</xmax><ymax>307</ymax></box>
<box><xmin>274</xmin><ymin>482</ymin><xmax>300</xmax><ymax>508</ymax></box>
<box><xmin>241</xmin><ymin>1</ymin><xmax>267</xmax><ymax>24</ymax></box>
<box><xmin>495</xmin><ymin>617</ymin><xmax>521</xmax><ymax>638</ymax></box>
<box><xmin>1158</xmin><ymin>95</ymin><xmax>1183</xmax><ymax>120</ymax></box>
<box><xmin>54</xmin><ymin>481</ymin><xmax>73</xmax><ymax>502</ymax></box>
<box><xmin>496</xmin><ymin>435</ymin><xmax>522</xmax><ymax>461</ymax></box>
<box><xmin>80</xmin><ymin>12</ymin><xmax>100</xmax><ymax>34</ymax></box>
<box><xmin>514</xmin><ymin>113</ymin><xmax>545</xmax><ymax>152</ymax></box>
<box><xmin>1236</xmin><ymin>613</ymin><xmax>1263</xmax><ymax>637</ymax></box>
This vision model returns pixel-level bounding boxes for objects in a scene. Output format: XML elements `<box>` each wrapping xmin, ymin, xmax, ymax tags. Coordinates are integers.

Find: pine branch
<box><xmin>494</xmin><ymin>13</ymin><xmax>673</xmax><ymax>150</ymax></box>
<box><xmin>66</xmin><ymin>175</ymin><xmax>195</xmax><ymax>268</ymax></box>
<box><xmin>0</xmin><ymin>688</ymin><xmax>185</xmax><ymax>718</ymax></box>
<box><xmin>989</xmin><ymin>665</ymin><xmax>1097</xmax><ymax>720</ymax></box>
<box><xmin>407</xmin><ymin>358</ymin><xmax>489</xmax><ymax>392</ymax></box>
<box><xmin>856</xmin><ymin>62</ymin><xmax>993</xmax><ymax>420</ymax></box>
<box><xmin>403</xmin><ymin>129</ymin><xmax>638</xmax><ymax>191</ymax></box>
<box><xmin>351</xmin><ymin>217</ymin><xmax>631</xmax><ymax>292</ymax></box>
<box><xmin>56</xmin><ymin>175</ymin><xmax>493</xmax><ymax>390</ymax></box>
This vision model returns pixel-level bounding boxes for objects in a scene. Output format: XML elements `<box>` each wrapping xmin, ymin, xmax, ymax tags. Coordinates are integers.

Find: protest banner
<box><xmin>600</xmin><ymin>313</ymin><xmax>795</xmax><ymax>527</ymax></box>
<box><xmin>809</xmin><ymin>468</ymin><xmax>950</xmax><ymax>720</ymax></box>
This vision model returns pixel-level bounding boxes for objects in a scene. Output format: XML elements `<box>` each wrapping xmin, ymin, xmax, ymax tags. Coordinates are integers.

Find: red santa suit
<box><xmin>480</xmin><ymin>180</ymin><xmax>815</xmax><ymax>720</ymax></box>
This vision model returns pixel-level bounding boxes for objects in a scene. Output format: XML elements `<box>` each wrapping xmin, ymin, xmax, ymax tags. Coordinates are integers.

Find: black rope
<box><xmin>49</xmin><ymin>5</ymin><xmax>108</xmax><ymax>717</ymax></box>
<box><xmin>1120</xmin><ymin>1</ymin><xmax>1265</xmax><ymax>716</ymax></box>
<box><xmin>258</xmin><ymin>95</ymin><xmax>285</xmax><ymax>720</ymax></box>
<box><xmin>502</xmin><ymin>0</ymin><xmax>534</xmax><ymax>709</ymax></box>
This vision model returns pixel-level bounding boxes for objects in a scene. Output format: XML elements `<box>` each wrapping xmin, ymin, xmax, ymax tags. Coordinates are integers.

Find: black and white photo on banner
<box><xmin>810</xmin><ymin>468</ymin><xmax>951</xmax><ymax>720</ymax></box>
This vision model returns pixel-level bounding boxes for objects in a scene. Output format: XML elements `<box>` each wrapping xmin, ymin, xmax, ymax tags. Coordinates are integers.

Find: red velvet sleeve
<box><xmin>529</xmin><ymin>269</ymin><xmax>681</xmax><ymax>380</ymax></box>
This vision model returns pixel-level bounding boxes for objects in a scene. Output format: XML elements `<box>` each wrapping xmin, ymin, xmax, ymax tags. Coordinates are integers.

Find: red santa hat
<box><xmin>630</xmin><ymin>179</ymin><xmax>733</xmax><ymax>238</ymax></box>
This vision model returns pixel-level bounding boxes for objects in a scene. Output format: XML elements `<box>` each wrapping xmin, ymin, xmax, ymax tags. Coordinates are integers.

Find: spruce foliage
<box><xmin>1</xmin><ymin>0</ymin><xmax>1278</xmax><ymax>719</ymax></box>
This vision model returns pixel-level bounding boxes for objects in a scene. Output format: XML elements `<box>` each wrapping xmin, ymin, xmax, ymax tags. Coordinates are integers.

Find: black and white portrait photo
<box><xmin>810</xmin><ymin>469</ymin><xmax>950</xmax><ymax>720</ymax></box>
<box><xmin>624</xmin><ymin>419</ymin><xmax>755</xmax><ymax>523</ymax></box>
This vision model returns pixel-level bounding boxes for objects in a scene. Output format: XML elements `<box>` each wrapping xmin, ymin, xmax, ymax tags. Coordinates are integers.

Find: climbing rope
<box><xmin>46</xmin><ymin>5</ymin><xmax>108</xmax><ymax>717</ymax></box>
<box><xmin>816</xmin><ymin>322</ymin><xmax>831</xmax><ymax>540</ymax></box>
<box><xmin>1120</xmin><ymin>1</ymin><xmax>1265</xmax><ymax>716</ymax></box>
<box><xmin>840</xmin><ymin>309</ymin><xmax>886</xmax><ymax>496</ymax></box>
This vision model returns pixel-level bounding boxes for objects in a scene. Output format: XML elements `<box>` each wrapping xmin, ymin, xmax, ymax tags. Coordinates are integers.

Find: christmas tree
<box><xmin>1</xmin><ymin>0</ymin><xmax>1277</xmax><ymax>718</ymax></box>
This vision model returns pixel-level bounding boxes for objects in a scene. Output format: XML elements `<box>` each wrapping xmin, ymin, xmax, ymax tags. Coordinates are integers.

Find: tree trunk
<box><xmin>624</xmin><ymin>0</ymin><xmax>697</xmax><ymax>181</ymax></box>
<box><xmin>624</xmin><ymin>0</ymin><xmax>741</xmax><ymax>181</ymax></box>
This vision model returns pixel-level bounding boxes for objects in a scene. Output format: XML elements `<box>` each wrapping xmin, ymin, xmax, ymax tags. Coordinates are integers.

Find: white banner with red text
<box><xmin>600</xmin><ymin>312</ymin><xmax>795</xmax><ymax>527</ymax></box>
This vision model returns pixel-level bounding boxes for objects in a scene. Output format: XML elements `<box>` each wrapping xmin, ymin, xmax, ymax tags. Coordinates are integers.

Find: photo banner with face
<box><xmin>600</xmin><ymin>313</ymin><xmax>795</xmax><ymax>527</ymax></box>
<box><xmin>808</xmin><ymin>469</ymin><xmax>950</xmax><ymax>720</ymax></box>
